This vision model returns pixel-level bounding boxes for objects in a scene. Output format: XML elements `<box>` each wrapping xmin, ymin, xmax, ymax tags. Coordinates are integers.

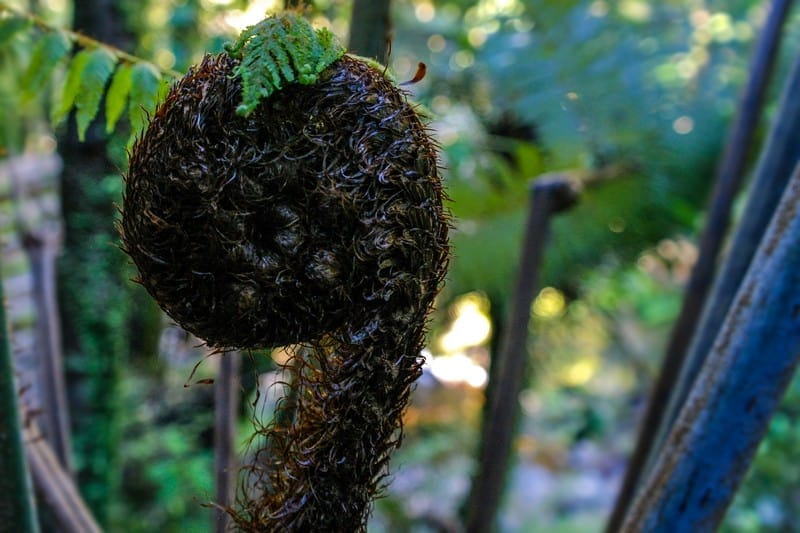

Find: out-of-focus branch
<box><xmin>25</xmin><ymin>426</ymin><xmax>101</xmax><ymax>533</ymax></box>
<box><xmin>660</xmin><ymin>44</ymin><xmax>800</xmax><ymax>449</ymax></box>
<box><xmin>214</xmin><ymin>351</ymin><xmax>241</xmax><ymax>533</ymax></box>
<box><xmin>0</xmin><ymin>260</ymin><xmax>39</xmax><ymax>532</ymax></box>
<box><xmin>464</xmin><ymin>175</ymin><xmax>579</xmax><ymax>533</ymax></box>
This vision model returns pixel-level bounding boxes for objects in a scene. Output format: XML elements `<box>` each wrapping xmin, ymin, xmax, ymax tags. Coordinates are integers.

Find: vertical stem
<box><xmin>348</xmin><ymin>0</ymin><xmax>392</xmax><ymax>62</ymax></box>
<box><xmin>214</xmin><ymin>351</ymin><xmax>241</xmax><ymax>533</ymax></box>
<box><xmin>605</xmin><ymin>1</ymin><xmax>793</xmax><ymax>527</ymax></box>
<box><xmin>464</xmin><ymin>176</ymin><xmax>578</xmax><ymax>533</ymax></box>
<box><xmin>623</xmin><ymin>163</ymin><xmax>800</xmax><ymax>531</ymax></box>
<box><xmin>0</xmin><ymin>257</ymin><xmax>40</xmax><ymax>533</ymax></box>
<box><xmin>26</xmin><ymin>233</ymin><xmax>73</xmax><ymax>473</ymax></box>
<box><xmin>58</xmin><ymin>0</ymin><xmax>135</xmax><ymax>518</ymax></box>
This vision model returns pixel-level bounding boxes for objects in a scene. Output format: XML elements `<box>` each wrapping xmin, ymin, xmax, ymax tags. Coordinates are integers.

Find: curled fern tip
<box><xmin>228</xmin><ymin>13</ymin><xmax>345</xmax><ymax>116</ymax></box>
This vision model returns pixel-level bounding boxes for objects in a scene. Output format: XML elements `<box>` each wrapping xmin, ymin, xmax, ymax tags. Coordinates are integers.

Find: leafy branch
<box><xmin>0</xmin><ymin>1</ymin><xmax>181</xmax><ymax>143</ymax></box>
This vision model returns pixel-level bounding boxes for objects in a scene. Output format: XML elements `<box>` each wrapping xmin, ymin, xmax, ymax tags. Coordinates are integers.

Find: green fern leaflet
<box><xmin>225</xmin><ymin>13</ymin><xmax>346</xmax><ymax>116</ymax></box>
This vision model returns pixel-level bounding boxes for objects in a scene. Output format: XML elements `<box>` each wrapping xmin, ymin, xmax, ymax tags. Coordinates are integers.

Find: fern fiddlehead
<box><xmin>122</xmin><ymin>13</ymin><xmax>449</xmax><ymax>531</ymax></box>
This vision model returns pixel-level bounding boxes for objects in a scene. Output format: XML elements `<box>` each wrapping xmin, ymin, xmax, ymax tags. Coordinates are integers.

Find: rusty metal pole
<box><xmin>464</xmin><ymin>176</ymin><xmax>579</xmax><ymax>533</ymax></box>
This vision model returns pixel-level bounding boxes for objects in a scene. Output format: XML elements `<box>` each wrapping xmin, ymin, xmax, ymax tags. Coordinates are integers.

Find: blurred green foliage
<box><xmin>395</xmin><ymin>0</ymin><xmax>783</xmax><ymax>315</ymax></box>
<box><xmin>59</xmin><ymin>172</ymin><xmax>133</xmax><ymax>521</ymax></box>
<box><xmin>107</xmin><ymin>373</ymin><xmax>215</xmax><ymax>533</ymax></box>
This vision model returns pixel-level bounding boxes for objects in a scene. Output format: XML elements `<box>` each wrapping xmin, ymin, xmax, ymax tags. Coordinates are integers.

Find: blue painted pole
<box><xmin>661</xmin><ymin>50</ymin><xmax>800</xmax><ymax>454</ymax></box>
<box><xmin>607</xmin><ymin>6</ymin><xmax>798</xmax><ymax>528</ymax></box>
<box><xmin>622</xmin><ymin>163</ymin><xmax>800</xmax><ymax>531</ymax></box>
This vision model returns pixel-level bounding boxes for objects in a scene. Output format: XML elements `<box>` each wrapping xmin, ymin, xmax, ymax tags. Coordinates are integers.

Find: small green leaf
<box><xmin>21</xmin><ymin>31</ymin><xmax>71</xmax><ymax>102</ymax></box>
<box><xmin>267</xmin><ymin>39</ymin><xmax>294</xmax><ymax>83</ymax></box>
<box><xmin>52</xmin><ymin>49</ymin><xmax>91</xmax><ymax>126</ymax></box>
<box><xmin>75</xmin><ymin>48</ymin><xmax>117</xmax><ymax>141</ymax></box>
<box><xmin>105</xmin><ymin>63</ymin><xmax>133</xmax><ymax>133</ymax></box>
<box><xmin>128</xmin><ymin>62</ymin><xmax>162</xmax><ymax>142</ymax></box>
<box><xmin>0</xmin><ymin>16</ymin><xmax>31</xmax><ymax>48</ymax></box>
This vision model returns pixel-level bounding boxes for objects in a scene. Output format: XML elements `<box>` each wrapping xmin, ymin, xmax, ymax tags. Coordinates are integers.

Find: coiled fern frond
<box><xmin>123</xmin><ymin>13</ymin><xmax>449</xmax><ymax>531</ymax></box>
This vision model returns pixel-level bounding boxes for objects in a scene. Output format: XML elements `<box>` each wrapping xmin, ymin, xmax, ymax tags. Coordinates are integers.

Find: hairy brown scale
<box><xmin>122</xmin><ymin>53</ymin><xmax>449</xmax><ymax>531</ymax></box>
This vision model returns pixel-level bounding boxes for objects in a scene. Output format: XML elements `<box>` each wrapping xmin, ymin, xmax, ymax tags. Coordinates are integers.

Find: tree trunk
<box><xmin>58</xmin><ymin>0</ymin><xmax>134</xmax><ymax>522</ymax></box>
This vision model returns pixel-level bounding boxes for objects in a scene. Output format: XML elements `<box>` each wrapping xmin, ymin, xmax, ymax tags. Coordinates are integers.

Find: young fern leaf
<box><xmin>266</xmin><ymin>37</ymin><xmax>294</xmax><ymax>84</ymax></box>
<box><xmin>284</xmin><ymin>19</ymin><xmax>319</xmax><ymax>82</ymax></box>
<box><xmin>225</xmin><ymin>12</ymin><xmax>346</xmax><ymax>116</ymax></box>
<box><xmin>105</xmin><ymin>63</ymin><xmax>133</xmax><ymax>133</ymax></box>
<box><xmin>312</xmin><ymin>28</ymin><xmax>343</xmax><ymax>77</ymax></box>
<box><xmin>21</xmin><ymin>30</ymin><xmax>71</xmax><ymax>102</ymax></box>
<box><xmin>74</xmin><ymin>47</ymin><xmax>117</xmax><ymax>141</ymax></box>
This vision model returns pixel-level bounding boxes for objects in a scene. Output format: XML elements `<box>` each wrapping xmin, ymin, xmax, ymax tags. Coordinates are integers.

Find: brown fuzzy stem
<box><xmin>239</xmin><ymin>318</ymin><xmax>425</xmax><ymax>530</ymax></box>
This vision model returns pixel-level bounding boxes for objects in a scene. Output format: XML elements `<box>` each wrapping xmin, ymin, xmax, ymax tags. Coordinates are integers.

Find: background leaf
<box><xmin>105</xmin><ymin>63</ymin><xmax>133</xmax><ymax>133</ymax></box>
<box><xmin>52</xmin><ymin>48</ymin><xmax>91</xmax><ymax>126</ymax></box>
<box><xmin>127</xmin><ymin>62</ymin><xmax>162</xmax><ymax>143</ymax></box>
<box><xmin>21</xmin><ymin>31</ymin><xmax>72</xmax><ymax>102</ymax></box>
<box><xmin>75</xmin><ymin>48</ymin><xmax>117</xmax><ymax>141</ymax></box>
<box><xmin>0</xmin><ymin>16</ymin><xmax>30</xmax><ymax>48</ymax></box>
